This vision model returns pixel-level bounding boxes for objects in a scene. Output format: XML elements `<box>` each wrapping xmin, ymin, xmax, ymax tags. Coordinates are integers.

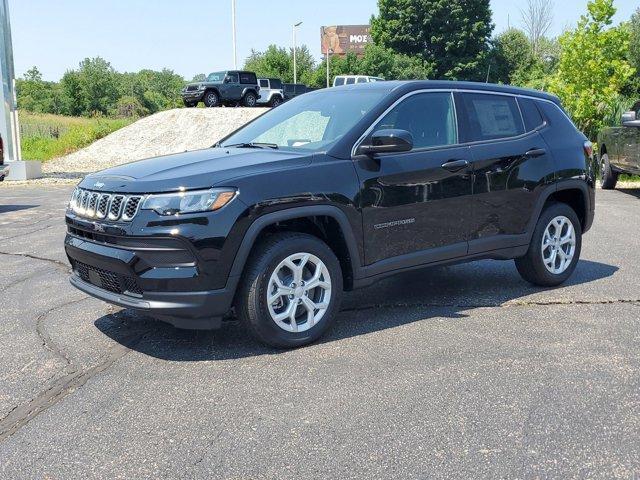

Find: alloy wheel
<box><xmin>541</xmin><ymin>215</ymin><xmax>576</xmax><ymax>274</ymax></box>
<box><xmin>266</xmin><ymin>252</ymin><xmax>332</xmax><ymax>333</ymax></box>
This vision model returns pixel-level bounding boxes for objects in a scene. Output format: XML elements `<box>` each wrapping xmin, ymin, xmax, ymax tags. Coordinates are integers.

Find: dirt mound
<box><xmin>43</xmin><ymin>107</ymin><xmax>268</xmax><ymax>176</ymax></box>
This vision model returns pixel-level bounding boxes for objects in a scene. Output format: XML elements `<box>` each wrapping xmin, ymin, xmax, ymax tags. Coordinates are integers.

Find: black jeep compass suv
<box><xmin>65</xmin><ymin>81</ymin><xmax>596</xmax><ymax>348</ymax></box>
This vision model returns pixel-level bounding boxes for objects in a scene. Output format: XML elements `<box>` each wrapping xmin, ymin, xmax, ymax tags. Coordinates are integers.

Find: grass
<box><xmin>19</xmin><ymin>112</ymin><xmax>133</xmax><ymax>161</ymax></box>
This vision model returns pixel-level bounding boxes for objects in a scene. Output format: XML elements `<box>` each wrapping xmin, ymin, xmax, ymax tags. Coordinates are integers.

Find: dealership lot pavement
<box><xmin>0</xmin><ymin>184</ymin><xmax>639</xmax><ymax>479</ymax></box>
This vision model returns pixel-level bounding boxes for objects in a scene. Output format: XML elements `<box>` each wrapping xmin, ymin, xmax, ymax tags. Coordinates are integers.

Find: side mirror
<box><xmin>358</xmin><ymin>129</ymin><xmax>413</xmax><ymax>156</ymax></box>
<box><xmin>622</xmin><ymin>111</ymin><xmax>640</xmax><ymax>127</ymax></box>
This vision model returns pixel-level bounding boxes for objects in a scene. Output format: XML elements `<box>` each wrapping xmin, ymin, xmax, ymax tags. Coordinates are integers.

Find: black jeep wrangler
<box><xmin>181</xmin><ymin>70</ymin><xmax>260</xmax><ymax>108</ymax></box>
<box><xmin>65</xmin><ymin>81</ymin><xmax>595</xmax><ymax>348</ymax></box>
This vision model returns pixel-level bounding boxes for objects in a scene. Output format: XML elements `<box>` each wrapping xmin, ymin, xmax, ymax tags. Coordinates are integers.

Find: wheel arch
<box><xmin>528</xmin><ymin>180</ymin><xmax>591</xmax><ymax>238</ymax></box>
<box><xmin>228</xmin><ymin>206</ymin><xmax>362</xmax><ymax>291</ymax></box>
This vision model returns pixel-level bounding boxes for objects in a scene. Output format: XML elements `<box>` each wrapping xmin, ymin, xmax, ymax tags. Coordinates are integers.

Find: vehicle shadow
<box><xmin>0</xmin><ymin>204</ymin><xmax>38</xmax><ymax>214</ymax></box>
<box><xmin>95</xmin><ymin>259</ymin><xmax>618</xmax><ymax>361</ymax></box>
<box><xmin>615</xmin><ymin>187</ymin><xmax>640</xmax><ymax>199</ymax></box>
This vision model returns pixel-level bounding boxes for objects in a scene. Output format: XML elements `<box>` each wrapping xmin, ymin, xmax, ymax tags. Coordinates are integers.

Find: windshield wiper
<box><xmin>222</xmin><ymin>142</ymin><xmax>279</xmax><ymax>150</ymax></box>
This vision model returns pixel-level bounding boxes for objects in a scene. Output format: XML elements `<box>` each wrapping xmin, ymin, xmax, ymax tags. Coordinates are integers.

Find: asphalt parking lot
<box><xmin>0</xmin><ymin>184</ymin><xmax>639</xmax><ymax>479</ymax></box>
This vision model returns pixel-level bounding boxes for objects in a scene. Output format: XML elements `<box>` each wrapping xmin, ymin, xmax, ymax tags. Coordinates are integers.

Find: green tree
<box><xmin>371</xmin><ymin>0</ymin><xmax>494</xmax><ymax>80</ymax></box>
<box><xmin>489</xmin><ymin>28</ymin><xmax>535</xmax><ymax>84</ymax></box>
<box><xmin>629</xmin><ymin>8</ymin><xmax>640</xmax><ymax>90</ymax></box>
<box><xmin>244</xmin><ymin>45</ymin><xmax>292</xmax><ymax>81</ymax></box>
<box><xmin>76</xmin><ymin>57</ymin><xmax>120</xmax><ymax>115</ymax></box>
<box><xmin>549</xmin><ymin>0</ymin><xmax>635</xmax><ymax>139</ymax></box>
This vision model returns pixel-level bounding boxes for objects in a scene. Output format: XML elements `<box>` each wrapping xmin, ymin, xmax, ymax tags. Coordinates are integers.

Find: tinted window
<box><xmin>461</xmin><ymin>93</ymin><xmax>524</xmax><ymax>141</ymax></box>
<box><xmin>519</xmin><ymin>98</ymin><xmax>544</xmax><ymax>131</ymax></box>
<box><xmin>270</xmin><ymin>79</ymin><xmax>282</xmax><ymax>89</ymax></box>
<box><xmin>346</xmin><ymin>77</ymin><xmax>356</xmax><ymax>84</ymax></box>
<box><xmin>334</xmin><ymin>77</ymin><xmax>345</xmax><ymax>86</ymax></box>
<box><xmin>239</xmin><ymin>72</ymin><xmax>256</xmax><ymax>84</ymax></box>
<box><xmin>373</xmin><ymin>92</ymin><xmax>457</xmax><ymax>149</ymax></box>
<box><xmin>226</xmin><ymin>72</ymin><xmax>239</xmax><ymax>83</ymax></box>
<box><xmin>356</xmin><ymin>77</ymin><xmax>367</xmax><ymax>83</ymax></box>
<box><xmin>259</xmin><ymin>79</ymin><xmax>269</xmax><ymax>88</ymax></box>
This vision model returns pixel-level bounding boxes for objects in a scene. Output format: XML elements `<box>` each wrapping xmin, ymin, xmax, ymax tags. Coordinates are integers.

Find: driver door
<box><xmin>353</xmin><ymin>91</ymin><xmax>474</xmax><ymax>266</ymax></box>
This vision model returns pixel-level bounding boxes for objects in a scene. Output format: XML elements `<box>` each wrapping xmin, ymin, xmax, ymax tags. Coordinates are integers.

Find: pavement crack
<box><xmin>0</xmin><ymin>223</ymin><xmax>56</xmax><ymax>242</ymax></box>
<box><xmin>0</xmin><ymin>329</ymin><xmax>146</xmax><ymax>443</ymax></box>
<box><xmin>0</xmin><ymin>250</ymin><xmax>70</xmax><ymax>273</ymax></box>
<box><xmin>341</xmin><ymin>298</ymin><xmax>640</xmax><ymax>312</ymax></box>
<box><xmin>36</xmin><ymin>297</ymin><xmax>91</xmax><ymax>368</ymax></box>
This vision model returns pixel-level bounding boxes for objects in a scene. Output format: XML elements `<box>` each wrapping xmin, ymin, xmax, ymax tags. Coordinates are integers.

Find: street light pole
<box><xmin>326</xmin><ymin>46</ymin><xmax>332</xmax><ymax>88</ymax></box>
<box><xmin>293</xmin><ymin>21</ymin><xmax>302</xmax><ymax>84</ymax></box>
<box><xmin>231</xmin><ymin>0</ymin><xmax>237</xmax><ymax>69</ymax></box>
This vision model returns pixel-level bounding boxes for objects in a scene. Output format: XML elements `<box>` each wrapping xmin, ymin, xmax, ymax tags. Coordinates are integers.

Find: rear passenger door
<box><xmin>456</xmin><ymin>92</ymin><xmax>556</xmax><ymax>253</ymax></box>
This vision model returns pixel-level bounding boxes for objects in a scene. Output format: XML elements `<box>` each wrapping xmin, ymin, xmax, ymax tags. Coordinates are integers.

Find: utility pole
<box><xmin>231</xmin><ymin>0</ymin><xmax>237</xmax><ymax>69</ymax></box>
<box><xmin>293</xmin><ymin>21</ymin><xmax>302</xmax><ymax>84</ymax></box>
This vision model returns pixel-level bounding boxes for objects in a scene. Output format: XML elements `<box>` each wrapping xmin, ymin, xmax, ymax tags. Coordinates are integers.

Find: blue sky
<box><xmin>8</xmin><ymin>0</ymin><xmax>638</xmax><ymax>81</ymax></box>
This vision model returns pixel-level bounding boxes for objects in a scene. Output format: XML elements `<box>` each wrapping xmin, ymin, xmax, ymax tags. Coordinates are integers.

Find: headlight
<box><xmin>141</xmin><ymin>188</ymin><xmax>236</xmax><ymax>216</ymax></box>
<box><xmin>198</xmin><ymin>84</ymin><xmax>206</xmax><ymax>90</ymax></box>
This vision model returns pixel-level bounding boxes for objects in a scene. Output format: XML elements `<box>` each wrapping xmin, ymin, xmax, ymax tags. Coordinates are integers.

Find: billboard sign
<box><xmin>320</xmin><ymin>25</ymin><xmax>372</xmax><ymax>56</ymax></box>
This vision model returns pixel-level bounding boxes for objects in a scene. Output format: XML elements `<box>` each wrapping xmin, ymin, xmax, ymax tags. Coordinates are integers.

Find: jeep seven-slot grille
<box><xmin>73</xmin><ymin>260</ymin><xmax>143</xmax><ymax>296</ymax></box>
<box><xmin>69</xmin><ymin>188</ymin><xmax>143</xmax><ymax>222</ymax></box>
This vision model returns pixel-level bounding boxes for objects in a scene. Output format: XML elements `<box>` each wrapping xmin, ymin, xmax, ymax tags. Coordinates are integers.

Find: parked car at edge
<box><xmin>257</xmin><ymin>78</ymin><xmax>285</xmax><ymax>107</ymax></box>
<box><xmin>0</xmin><ymin>134</ymin><xmax>8</xmax><ymax>181</ymax></box>
<box><xmin>65</xmin><ymin>81</ymin><xmax>595</xmax><ymax>348</ymax></box>
<box><xmin>333</xmin><ymin>75</ymin><xmax>384</xmax><ymax>87</ymax></box>
<box><xmin>181</xmin><ymin>70</ymin><xmax>260</xmax><ymax>108</ymax></box>
<box><xmin>597</xmin><ymin>101</ymin><xmax>640</xmax><ymax>189</ymax></box>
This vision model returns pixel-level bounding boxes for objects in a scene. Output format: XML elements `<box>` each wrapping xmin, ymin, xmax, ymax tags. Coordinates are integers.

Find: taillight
<box><xmin>583</xmin><ymin>141</ymin><xmax>593</xmax><ymax>159</ymax></box>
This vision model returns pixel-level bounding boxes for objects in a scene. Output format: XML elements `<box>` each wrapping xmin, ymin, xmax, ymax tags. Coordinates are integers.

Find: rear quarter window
<box><xmin>518</xmin><ymin>97</ymin><xmax>545</xmax><ymax>131</ymax></box>
<box><xmin>271</xmin><ymin>79</ymin><xmax>282</xmax><ymax>89</ymax></box>
<box><xmin>334</xmin><ymin>77</ymin><xmax>345</xmax><ymax>86</ymax></box>
<box><xmin>240</xmin><ymin>73</ymin><xmax>257</xmax><ymax>84</ymax></box>
<box><xmin>460</xmin><ymin>93</ymin><xmax>524</xmax><ymax>142</ymax></box>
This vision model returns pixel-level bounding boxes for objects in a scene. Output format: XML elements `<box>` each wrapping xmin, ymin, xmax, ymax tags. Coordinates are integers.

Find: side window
<box><xmin>239</xmin><ymin>73</ymin><xmax>256</xmax><ymax>84</ymax></box>
<box><xmin>271</xmin><ymin>79</ymin><xmax>282</xmax><ymax>89</ymax></box>
<box><xmin>356</xmin><ymin>77</ymin><xmax>367</xmax><ymax>83</ymax></box>
<box><xmin>372</xmin><ymin>92</ymin><xmax>458</xmax><ymax>149</ymax></box>
<box><xmin>461</xmin><ymin>93</ymin><xmax>524</xmax><ymax>141</ymax></box>
<box><xmin>334</xmin><ymin>77</ymin><xmax>345</xmax><ymax>86</ymax></box>
<box><xmin>345</xmin><ymin>77</ymin><xmax>356</xmax><ymax>85</ymax></box>
<box><xmin>518</xmin><ymin>98</ymin><xmax>544</xmax><ymax>131</ymax></box>
<box><xmin>226</xmin><ymin>72</ymin><xmax>239</xmax><ymax>83</ymax></box>
<box><xmin>259</xmin><ymin>79</ymin><xmax>269</xmax><ymax>88</ymax></box>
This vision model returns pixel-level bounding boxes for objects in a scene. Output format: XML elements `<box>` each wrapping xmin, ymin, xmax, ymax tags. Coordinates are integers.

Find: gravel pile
<box><xmin>43</xmin><ymin>107</ymin><xmax>269</xmax><ymax>176</ymax></box>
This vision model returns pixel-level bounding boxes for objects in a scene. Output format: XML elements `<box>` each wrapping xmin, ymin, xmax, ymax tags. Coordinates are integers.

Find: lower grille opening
<box><xmin>73</xmin><ymin>260</ymin><xmax>143</xmax><ymax>296</ymax></box>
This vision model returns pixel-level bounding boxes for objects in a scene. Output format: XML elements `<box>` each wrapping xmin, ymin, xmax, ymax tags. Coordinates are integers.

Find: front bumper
<box><xmin>0</xmin><ymin>164</ymin><xmax>9</xmax><ymax>181</ymax></box>
<box><xmin>181</xmin><ymin>90</ymin><xmax>205</xmax><ymax>102</ymax></box>
<box><xmin>65</xmin><ymin>231</ymin><xmax>236</xmax><ymax>329</ymax></box>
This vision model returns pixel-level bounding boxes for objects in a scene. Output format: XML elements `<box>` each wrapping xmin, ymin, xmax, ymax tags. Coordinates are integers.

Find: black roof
<box><xmin>333</xmin><ymin>80</ymin><xmax>561</xmax><ymax>105</ymax></box>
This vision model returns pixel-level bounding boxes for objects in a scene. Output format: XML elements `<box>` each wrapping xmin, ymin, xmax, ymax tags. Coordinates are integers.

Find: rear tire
<box><xmin>203</xmin><ymin>90</ymin><xmax>219</xmax><ymax>107</ymax></box>
<box><xmin>269</xmin><ymin>96</ymin><xmax>283</xmax><ymax>107</ymax></box>
<box><xmin>183</xmin><ymin>101</ymin><xmax>197</xmax><ymax>108</ymax></box>
<box><xmin>515</xmin><ymin>202</ymin><xmax>582</xmax><ymax>287</ymax></box>
<box><xmin>242</xmin><ymin>91</ymin><xmax>257</xmax><ymax>107</ymax></box>
<box><xmin>600</xmin><ymin>153</ymin><xmax>618</xmax><ymax>190</ymax></box>
<box><xmin>236</xmin><ymin>232</ymin><xmax>343</xmax><ymax>348</ymax></box>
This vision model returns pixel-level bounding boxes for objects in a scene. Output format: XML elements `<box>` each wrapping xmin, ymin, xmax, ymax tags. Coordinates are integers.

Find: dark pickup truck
<box><xmin>597</xmin><ymin>101</ymin><xmax>640</xmax><ymax>189</ymax></box>
<box><xmin>181</xmin><ymin>70</ymin><xmax>260</xmax><ymax>108</ymax></box>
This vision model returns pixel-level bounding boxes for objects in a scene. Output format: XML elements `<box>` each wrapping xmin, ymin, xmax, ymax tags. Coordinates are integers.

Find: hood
<box><xmin>80</xmin><ymin>148</ymin><xmax>312</xmax><ymax>194</ymax></box>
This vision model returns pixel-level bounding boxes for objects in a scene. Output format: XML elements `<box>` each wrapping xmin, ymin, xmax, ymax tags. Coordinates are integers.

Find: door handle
<box><xmin>441</xmin><ymin>159</ymin><xmax>470</xmax><ymax>172</ymax></box>
<box><xmin>524</xmin><ymin>148</ymin><xmax>546</xmax><ymax>158</ymax></box>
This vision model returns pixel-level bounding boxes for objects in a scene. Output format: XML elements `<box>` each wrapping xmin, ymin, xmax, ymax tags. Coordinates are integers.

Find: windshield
<box><xmin>221</xmin><ymin>89</ymin><xmax>387</xmax><ymax>152</ymax></box>
<box><xmin>206</xmin><ymin>71</ymin><xmax>226</xmax><ymax>82</ymax></box>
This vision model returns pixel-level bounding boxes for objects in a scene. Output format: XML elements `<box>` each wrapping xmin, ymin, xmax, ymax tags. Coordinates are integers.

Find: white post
<box><xmin>293</xmin><ymin>21</ymin><xmax>302</xmax><ymax>84</ymax></box>
<box><xmin>231</xmin><ymin>0</ymin><xmax>237</xmax><ymax>69</ymax></box>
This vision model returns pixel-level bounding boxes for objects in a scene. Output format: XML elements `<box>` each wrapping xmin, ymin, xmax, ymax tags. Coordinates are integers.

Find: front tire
<box><xmin>515</xmin><ymin>202</ymin><xmax>582</xmax><ymax>287</ymax></box>
<box><xmin>242</xmin><ymin>91</ymin><xmax>257</xmax><ymax>107</ymax></box>
<box><xmin>183</xmin><ymin>100</ymin><xmax>197</xmax><ymax>108</ymax></box>
<box><xmin>236</xmin><ymin>232</ymin><xmax>343</xmax><ymax>348</ymax></box>
<box><xmin>203</xmin><ymin>90</ymin><xmax>220</xmax><ymax>107</ymax></box>
<box><xmin>600</xmin><ymin>153</ymin><xmax>618</xmax><ymax>190</ymax></box>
